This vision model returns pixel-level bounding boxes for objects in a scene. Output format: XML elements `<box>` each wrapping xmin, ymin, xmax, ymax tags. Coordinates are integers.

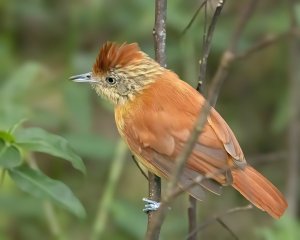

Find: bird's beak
<box><xmin>69</xmin><ymin>72</ymin><xmax>97</xmax><ymax>83</ymax></box>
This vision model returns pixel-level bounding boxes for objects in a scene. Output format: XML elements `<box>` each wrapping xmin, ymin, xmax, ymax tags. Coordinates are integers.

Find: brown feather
<box><xmin>93</xmin><ymin>42</ymin><xmax>143</xmax><ymax>74</ymax></box>
<box><xmin>232</xmin><ymin>166</ymin><xmax>288</xmax><ymax>219</ymax></box>
<box><xmin>114</xmin><ymin>65</ymin><xmax>287</xmax><ymax>218</ymax></box>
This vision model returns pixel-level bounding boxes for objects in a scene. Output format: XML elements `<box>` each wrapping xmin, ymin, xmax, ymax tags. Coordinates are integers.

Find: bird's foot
<box><xmin>142</xmin><ymin>198</ymin><xmax>161</xmax><ymax>213</ymax></box>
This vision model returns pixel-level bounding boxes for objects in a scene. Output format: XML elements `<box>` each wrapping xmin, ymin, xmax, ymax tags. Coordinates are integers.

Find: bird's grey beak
<box><xmin>69</xmin><ymin>72</ymin><xmax>97</xmax><ymax>83</ymax></box>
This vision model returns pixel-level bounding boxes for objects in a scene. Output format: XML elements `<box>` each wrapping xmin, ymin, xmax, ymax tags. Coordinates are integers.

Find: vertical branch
<box><xmin>153</xmin><ymin>0</ymin><xmax>167</xmax><ymax>67</ymax></box>
<box><xmin>147</xmin><ymin>1</ymin><xmax>226</xmax><ymax>239</ymax></box>
<box><xmin>146</xmin><ymin>0</ymin><xmax>167</xmax><ymax>239</ymax></box>
<box><xmin>286</xmin><ymin>0</ymin><xmax>300</xmax><ymax>218</ymax></box>
<box><xmin>146</xmin><ymin>173</ymin><xmax>162</xmax><ymax>240</ymax></box>
<box><xmin>208</xmin><ymin>0</ymin><xmax>259</xmax><ymax>106</ymax></box>
<box><xmin>187</xmin><ymin>196</ymin><xmax>197</xmax><ymax>240</ymax></box>
<box><xmin>197</xmin><ymin>0</ymin><xmax>226</xmax><ymax>92</ymax></box>
<box><xmin>188</xmin><ymin>2</ymin><xmax>226</xmax><ymax>238</ymax></box>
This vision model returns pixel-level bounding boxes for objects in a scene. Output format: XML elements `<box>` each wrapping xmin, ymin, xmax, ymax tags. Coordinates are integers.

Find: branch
<box><xmin>146</xmin><ymin>2</ymin><xmax>227</xmax><ymax>239</ymax></box>
<box><xmin>216</xmin><ymin>218</ymin><xmax>239</xmax><ymax>240</ymax></box>
<box><xmin>208</xmin><ymin>0</ymin><xmax>258</xmax><ymax>106</ymax></box>
<box><xmin>248</xmin><ymin>151</ymin><xmax>286</xmax><ymax>166</ymax></box>
<box><xmin>185</xmin><ymin>205</ymin><xmax>253</xmax><ymax>240</ymax></box>
<box><xmin>187</xmin><ymin>196</ymin><xmax>197</xmax><ymax>240</ymax></box>
<box><xmin>198</xmin><ymin>0</ymin><xmax>226</xmax><ymax>92</ymax></box>
<box><xmin>153</xmin><ymin>0</ymin><xmax>167</xmax><ymax>67</ymax></box>
<box><xmin>180</xmin><ymin>0</ymin><xmax>208</xmax><ymax>37</ymax></box>
<box><xmin>235</xmin><ymin>30</ymin><xmax>295</xmax><ymax>60</ymax></box>
<box><xmin>145</xmin><ymin>0</ymin><xmax>167</xmax><ymax>239</ymax></box>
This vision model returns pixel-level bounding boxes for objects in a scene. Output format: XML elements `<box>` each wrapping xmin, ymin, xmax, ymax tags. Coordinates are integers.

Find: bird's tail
<box><xmin>232</xmin><ymin>165</ymin><xmax>287</xmax><ymax>219</ymax></box>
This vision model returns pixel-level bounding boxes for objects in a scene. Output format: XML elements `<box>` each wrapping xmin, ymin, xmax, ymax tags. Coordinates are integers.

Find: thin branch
<box><xmin>216</xmin><ymin>218</ymin><xmax>239</xmax><ymax>240</ymax></box>
<box><xmin>187</xmin><ymin>196</ymin><xmax>197</xmax><ymax>240</ymax></box>
<box><xmin>146</xmin><ymin>0</ymin><xmax>167</xmax><ymax>239</ymax></box>
<box><xmin>181</xmin><ymin>0</ymin><xmax>208</xmax><ymax>36</ymax></box>
<box><xmin>228</xmin><ymin>0</ymin><xmax>259</xmax><ymax>52</ymax></box>
<box><xmin>248</xmin><ymin>151</ymin><xmax>286</xmax><ymax>166</ymax></box>
<box><xmin>146</xmin><ymin>2</ymin><xmax>227</xmax><ymax>239</ymax></box>
<box><xmin>132</xmin><ymin>155</ymin><xmax>148</xmax><ymax>180</ymax></box>
<box><xmin>198</xmin><ymin>0</ymin><xmax>226</xmax><ymax>91</ymax></box>
<box><xmin>208</xmin><ymin>0</ymin><xmax>258</xmax><ymax>106</ymax></box>
<box><xmin>185</xmin><ymin>205</ymin><xmax>253</xmax><ymax>239</ymax></box>
<box><xmin>235</xmin><ymin>30</ymin><xmax>294</xmax><ymax>60</ymax></box>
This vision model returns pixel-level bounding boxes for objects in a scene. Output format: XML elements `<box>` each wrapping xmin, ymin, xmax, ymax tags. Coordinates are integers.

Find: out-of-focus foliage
<box><xmin>0</xmin><ymin>0</ymin><xmax>298</xmax><ymax>239</ymax></box>
<box><xmin>258</xmin><ymin>216</ymin><xmax>300</xmax><ymax>240</ymax></box>
<box><xmin>0</xmin><ymin>121</ymin><xmax>86</xmax><ymax>218</ymax></box>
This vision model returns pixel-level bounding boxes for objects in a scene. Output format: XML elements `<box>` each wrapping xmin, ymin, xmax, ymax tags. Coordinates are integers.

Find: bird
<box><xmin>70</xmin><ymin>41</ymin><xmax>287</xmax><ymax>219</ymax></box>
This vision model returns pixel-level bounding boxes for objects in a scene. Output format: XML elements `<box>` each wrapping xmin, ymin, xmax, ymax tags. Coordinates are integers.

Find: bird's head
<box><xmin>70</xmin><ymin>42</ymin><xmax>163</xmax><ymax>105</ymax></box>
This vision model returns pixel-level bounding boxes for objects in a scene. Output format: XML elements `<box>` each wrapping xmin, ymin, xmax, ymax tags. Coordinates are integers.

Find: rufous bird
<box><xmin>70</xmin><ymin>42</ymin><xmax>287</xmax><ymax>219</ymax></box>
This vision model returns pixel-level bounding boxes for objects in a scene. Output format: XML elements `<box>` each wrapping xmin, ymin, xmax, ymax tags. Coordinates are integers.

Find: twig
<box><xmin>146</xmin><ymin>2</ymin><xmax>227</xmax><ymax>239</ymax></box>
<box><xmin>91</xmin><ymin>140</ymin><xmax>128</xmax><ymax>240</ymax></box>
<box><xmin>145</xmin><ymin>0</ymin><xmax>167</xmax><ymax>239</ymax></box>
<box><xmin>235</xmin><ymin>31</ymin><xmax>294</xmax><ymax>60</ymax></box>
<box><xmin>185</xmin><ymin>205</ymin><xmax>253</xmax><ymax>239</ymax></box>
<box><xmin>187</xmin><ymin>196</ymin><xmax>197</xmax><ymax>240</ymax></box>
<box><xmin>228</xmin><ymin>0</ymin><xmax>259</xmax><ymax>52</ymax></box>
<box><xmin>208</xmin><ymin>0</ymin><xmax>258</xmax><ymax>106</ymax></box>
<box><xmin>248</xmin><ymin>151</ymin><xmax>286</xmax><ymax>166</ymax></box>
<box><xmin>216</xmin><ymin>218</ymin><xmax>239</xmax><ymax>240</ymax></box>
<box><xmin>187</xmin><ymin>2</ymin><xmax>212</xmax><ymax>235</ymax></box>
<box><xmin>180</xmin><ymin>0</ymin><xmax>208</xmax><ymax>36</ymax></box>
<box><xmin>198</xmin><ymin>0</ymin><xmax>226</xmax><ymax>92</ymax></box>
<box><xmin>132</xmin><ymin>155</ymin><xmax>148</xmax><ymax>180</ymax></box>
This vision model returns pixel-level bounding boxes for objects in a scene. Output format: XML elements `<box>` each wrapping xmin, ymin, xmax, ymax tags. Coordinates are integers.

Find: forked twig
<box><xmin>181</xmin><ymin>0</ymin><xmax>208</xmax><ymax>37</ymax></box>
<box><xmin>185</xmin><ymin>205</ymin><xmax>253</xmax><ymax>239</ymax></box>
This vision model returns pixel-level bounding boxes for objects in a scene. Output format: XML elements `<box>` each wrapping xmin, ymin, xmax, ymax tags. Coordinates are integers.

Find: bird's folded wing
<box><xmin>122</xmin><ymin>107</ymin><xmax>245</xmax><ymax>199</ymax></box>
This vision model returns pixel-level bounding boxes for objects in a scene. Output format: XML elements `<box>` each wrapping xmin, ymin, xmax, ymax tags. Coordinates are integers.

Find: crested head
<box><xmin>93</xmin><ymin>42</ymin><xmax>144</xmax><ymax>74</ymax></box>
<box><xmin>88</xmin><ymin>42</ymin><xmax>164</xmax><ymax>105</ymax></box>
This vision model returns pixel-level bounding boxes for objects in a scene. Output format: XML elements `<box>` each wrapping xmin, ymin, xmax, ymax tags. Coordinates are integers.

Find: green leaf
<box><xmin>0</xmin><ymin>130</ymin><xmax>15</xmax><ymax>143</ymax></box>
<box><xmin>8</xmin><ymin>165</ymin><xmax>86</xmax><ymax>218</ymax></box>
<box><xmin>16</xmin><ymin>128</ymin><xmax>86</xmax><ymax>174</ymax></box>
<box><xmin>0</xmin><ymin>139</ymin><xmax>22</xmax><ymax>168</ymax></box>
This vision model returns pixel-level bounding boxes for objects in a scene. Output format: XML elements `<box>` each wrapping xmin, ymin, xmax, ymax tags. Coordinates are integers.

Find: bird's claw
<box><xmin>142</xmin><ymin>198</ymin><xmax>161</xmax><ymax>213</ymax></box>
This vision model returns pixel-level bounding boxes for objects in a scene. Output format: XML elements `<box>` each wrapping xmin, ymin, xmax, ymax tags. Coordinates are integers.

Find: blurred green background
<box><xmin>0</xmin><ymin>0</ymin><xmax>299</xmax><ymax>239</ymax></box>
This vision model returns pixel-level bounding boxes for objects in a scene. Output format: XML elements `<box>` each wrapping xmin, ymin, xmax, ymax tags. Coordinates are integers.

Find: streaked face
<box><xmin>70</xmin><ymin>42</ymin><xmax>163</xmax><ymax>105</ymax></box>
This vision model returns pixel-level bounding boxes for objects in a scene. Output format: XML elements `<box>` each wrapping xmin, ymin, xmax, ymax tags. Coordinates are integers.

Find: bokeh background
<box><xmin>0</xmin><ymin>0</ymin><xmax>299</xmax><ymax>239</ymax></box>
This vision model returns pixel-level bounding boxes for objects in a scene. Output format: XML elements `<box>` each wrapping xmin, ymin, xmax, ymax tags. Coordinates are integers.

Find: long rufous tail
<box><xmin>232</xmin><ymin>165</ymin><xmax>287</xmax><ymax>219</ymax></box>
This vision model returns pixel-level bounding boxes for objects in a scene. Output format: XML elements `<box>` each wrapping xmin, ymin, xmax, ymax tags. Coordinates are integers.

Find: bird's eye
<box><xmin>105</xmin><ymin>76</ymin><xmax>117</xmax><ymax>85</ymax></box>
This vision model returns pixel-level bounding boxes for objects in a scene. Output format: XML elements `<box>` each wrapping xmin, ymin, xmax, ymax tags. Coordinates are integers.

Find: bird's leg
<box><xmin>142</xmin><ymin>198</ymin><xmax>161</xmax><ymax>213</ymax></box>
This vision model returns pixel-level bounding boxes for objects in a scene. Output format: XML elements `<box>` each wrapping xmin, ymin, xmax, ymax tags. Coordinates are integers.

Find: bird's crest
<box><xmin>93</xmin><ymin>42</ymin><xmax>143</xmax><ymax>74</ymax></box>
